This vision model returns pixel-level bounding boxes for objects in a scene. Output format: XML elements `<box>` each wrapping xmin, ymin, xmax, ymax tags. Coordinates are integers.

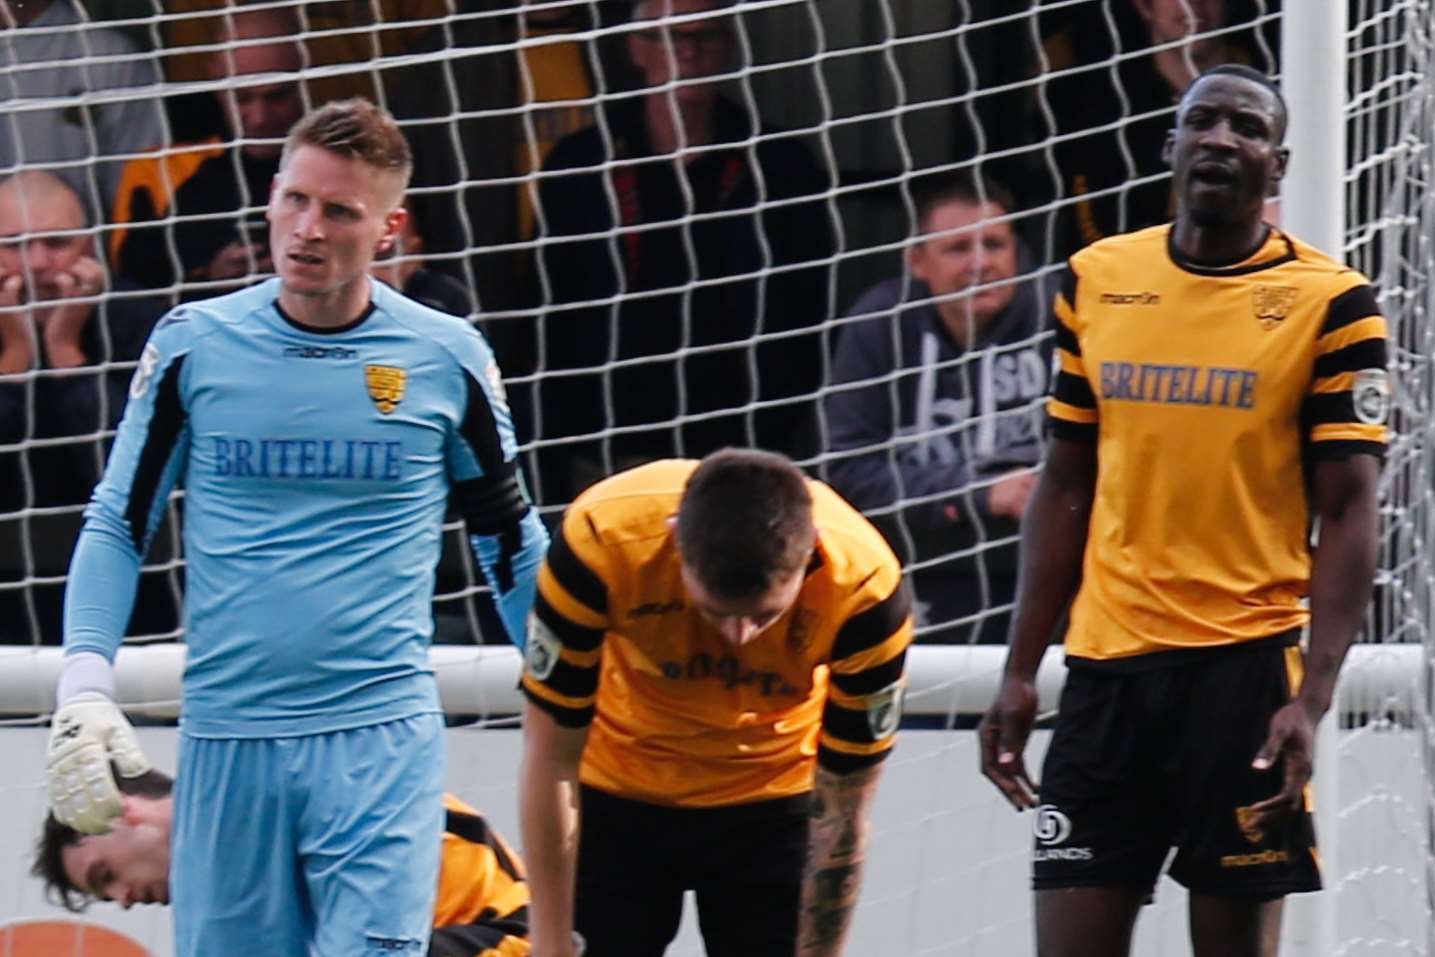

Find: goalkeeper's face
<box><xmin>681</xmin><ymin>563</ymin><xmax>805</xmax><ymax>647</ymax></box>
<box><xmin>269</xmin><ymin>145</ymin><xmax>406</xmax><ymax>300</ymax></box>
<box><xmin>60</xmin><ymin>798</ymin><xmax>171</xmax><ymax>910</ymax></box>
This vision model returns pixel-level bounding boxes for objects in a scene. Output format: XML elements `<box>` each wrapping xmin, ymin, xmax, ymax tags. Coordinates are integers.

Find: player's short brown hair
<box><xmin>280</xmin><ymin>98</ymin><xmax>412</xmax><ymax>194</ymax></box>
<box><xmin>912</xmin><ymin>170</ymin><xmax>1016</xmax><ymax>234</ymax></box>
<box><xmin>676</xmin><ymin>448</ymin><xmax>816</xmax><ymax>601</ymax></box>
<box><xmin>31</xmin><ymin>766</ymin><xmax>175</xmax><ymax>912</ymax></box>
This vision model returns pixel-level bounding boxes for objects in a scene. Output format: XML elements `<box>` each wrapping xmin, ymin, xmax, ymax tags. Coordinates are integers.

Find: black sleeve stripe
<box><xmin>818</xmin><ymin>743</ymin><xmax>889</xmax><ymax>774</ymax></box>
<box><xmin>1060</xmin><ymin>265</ymin><xmax>1078</xmax><ymax>314</ymax></box>
<box><xmin>1302</xmin><ymin>391</ymin><xmax>1357</xmax><ymax>426</ymax></box>
<box><xmin>1054</xmin><ymin>370</ymin><xmax>1096</xmax><ymax>408</ymax></box>
<box><xmin>1047</xmin><ymin>415</ymin><xmax>1097</xmax><ymax>442</ymax></box>
<box><xmin>1054</xmin><ymin>320</ymin><xmax>1081</xmax><ymax>357</ymax></box>
<box><xmin>1313</xmin><ymin>337</ymin><xmax>1388</xmax><ymax>379</ymax></box>
<box><xmin>831</xmin><ymin>581</ymin><xmax>912</xmax><ymax>662</ymax></box>
<box><xmin>453</xmin><ymin>459</ymin><xmax>528</xmax><ymax>535</ymax></box>
<box><xmin>822</xmin><ymin>699</ymin><xmax>884</xmax><ymax>744</ymax></box>
<box><xmin>124</xmin><ymin>355</ymin><xmax>187</xmax><ymax>555</ymax></box>
<box><xmin>832</xmin><ymin>649</ymin><xmax>906</xmax><ymax>697</ymax></box>
<box><xmin>1320</xmin><ymin>284</ymin><xmax>1381</xmax><ymax>335</ymax></box>
<box><xmin>533</xmin><ymin>655</ymin><xmax>600</xmax><ymax>700</ymax></box>
<box><xmin>521</xmin><ymin>684</ymin><xmax>594</xmax><ymax>728</ymax></box>
<box><xmin>443</xmin><ymin>809</ymin><xmax>525</xmax><ymax>881</ymax></box>
<box><xmin>1308</xmin><ymin>439</ymin><xmax>1386</xmax><ymax>461</ymax></box>
<box><xmin>460</xmin><ymin>369</ymin><xmax>511</xmax><ymax>477</ymax></box>
<box><xmin>534</xmin><ymin>593</ymin><xmax>606</xmax><ymax>652</ymax></box>
<box><xmin>546</xmin><ymin>521</ymin><xmax>609</xmax><ymax>615</ymax></box>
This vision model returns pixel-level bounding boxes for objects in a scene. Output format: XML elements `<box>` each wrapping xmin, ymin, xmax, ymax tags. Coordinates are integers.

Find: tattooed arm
<box><xmin>797</xmin><ymin>763</ymin><xmax>884</xmax><ymax>957</ymax></box>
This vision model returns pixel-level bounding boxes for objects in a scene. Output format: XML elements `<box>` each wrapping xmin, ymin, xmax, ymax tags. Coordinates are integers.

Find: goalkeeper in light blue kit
<box><xmin>45</xmin><ymin>99</ymin><xmax>548</xmax><ymax>956</ymax></box>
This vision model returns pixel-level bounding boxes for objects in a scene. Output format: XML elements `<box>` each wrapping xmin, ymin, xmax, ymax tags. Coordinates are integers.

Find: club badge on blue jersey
<box><xmin>365</xmin><ymin>364</ymin><xmax>407</xmax><ymax>414</ymax></box>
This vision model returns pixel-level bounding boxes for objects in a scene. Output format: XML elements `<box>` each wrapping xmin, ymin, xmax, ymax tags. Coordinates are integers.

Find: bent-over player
<box><xmin>519</xmin><ymin>449</ymin><xmax>914</xmax><ymax>957</ymax></box>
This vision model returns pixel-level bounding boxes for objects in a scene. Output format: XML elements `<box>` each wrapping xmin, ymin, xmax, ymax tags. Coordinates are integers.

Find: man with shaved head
<box><xmin>0</xmin><ymin>171</ymin><xmax>165</xmax><ymax>640</ymax></box>
<box><xmin>112</xmin><ymin>6</ymin><xmax>308</xmax><ymax>292</ymax></box>
<box><xmin>981</xmin><ymin>65</ymin><xmax>1386</xmax><ymax>956</ymax></box>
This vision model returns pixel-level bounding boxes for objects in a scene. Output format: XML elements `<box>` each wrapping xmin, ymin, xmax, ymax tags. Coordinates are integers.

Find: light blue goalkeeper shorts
<box><xmin>171</xmin><ymin>713</ymin><xmax>444</xmax><ymax>957</ymax></box>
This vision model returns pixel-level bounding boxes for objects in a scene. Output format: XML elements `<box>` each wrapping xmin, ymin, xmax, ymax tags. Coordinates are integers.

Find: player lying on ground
<box><xmin>33</xmin><ymin>767</ymin><xmax>533</xmax><ymax>957</ymax></box>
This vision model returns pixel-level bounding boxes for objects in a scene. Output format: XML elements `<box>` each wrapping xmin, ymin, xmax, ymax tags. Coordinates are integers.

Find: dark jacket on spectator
<box><xmin>113</xmin><ymin>143</ymin><xmax>277</xmax><ymax>293</ymax></box>
<box><xmin>528</xmin><ymin>97</ymin><xmax>834</xmax><ymax>502</ymax></box>
<box><xmin>825</xmin><ymin>261</ymin><xmax>1054</xmax><ymax>642</ymax></box>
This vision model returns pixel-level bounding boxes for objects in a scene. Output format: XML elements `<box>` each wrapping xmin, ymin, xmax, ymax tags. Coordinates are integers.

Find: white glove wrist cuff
<box><xmin>57</xmin><ymin>651</ymin><xmax>116</xmax><ymax>707</ymax></box>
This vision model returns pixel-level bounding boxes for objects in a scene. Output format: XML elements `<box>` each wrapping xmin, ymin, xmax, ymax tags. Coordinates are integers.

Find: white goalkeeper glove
<box><xmin>47</xmin><ymin>691</ymin><xmax>150</xmax><ymax>834</ymax></box>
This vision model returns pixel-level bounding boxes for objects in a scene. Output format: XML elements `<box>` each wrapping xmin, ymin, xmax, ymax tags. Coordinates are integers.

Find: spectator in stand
<box><xmin>529</xmin><ymin>0</ymin><xmax>834</xmax><ymax>503</ymax></box>
<box><xmin>0</xmin><ymin>171</ymin><xmax>164</xmax><ymax>504</ymax></box>
<box><xmin>0</xmin><ymin>171</ymin><xmax>167</xmax><ymax>644</ymax></box>
<box><xmin>825</xmin><ymin>173</ymin><xmax>1054</xmax><ymax>645</ymax></box>
<box><xmin>0</xmin><ymin>0</ymin><xmax>166</xmax><ymax>220</ymax></box>
<box><xmin>110</xmin><ymin>6</ymin><xmax>305</xmax><ymax>294</ymax></box>
<box><xmin>1042</xmin><ymin>0</ymin><xmax>1265</xmax><ymax>256</ymax></box>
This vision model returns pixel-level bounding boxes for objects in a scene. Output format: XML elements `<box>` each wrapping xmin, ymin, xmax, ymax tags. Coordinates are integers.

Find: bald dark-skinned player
<box><xmin>980</xmin><ymin>64</ymin><xmax>1386</xmax><ymax>957</ymax></box>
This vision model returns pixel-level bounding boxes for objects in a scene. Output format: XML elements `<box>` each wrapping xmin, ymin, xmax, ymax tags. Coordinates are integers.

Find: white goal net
<box><xmin>0</xmin><ymin>1</ymin><xmax>1431</xmax><ymax>955</ymax></box>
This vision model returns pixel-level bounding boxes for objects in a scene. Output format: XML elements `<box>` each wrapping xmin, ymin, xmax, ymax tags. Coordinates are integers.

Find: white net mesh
<box><xmin>0</xmin><ymin>0</ymin><xmax>1432</xmax><ymax>952</ymax></box>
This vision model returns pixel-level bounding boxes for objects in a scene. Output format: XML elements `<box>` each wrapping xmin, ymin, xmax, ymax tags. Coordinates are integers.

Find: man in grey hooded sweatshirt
<box><xmin>826</xmin><ymin>173</ymin><xmax>1055</xmax><ymax>644</ymax></box>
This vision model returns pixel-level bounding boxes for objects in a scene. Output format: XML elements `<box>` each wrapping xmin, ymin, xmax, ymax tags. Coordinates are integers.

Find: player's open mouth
<box><xmin>289</xmin><ymin>251</ymin><xmax>324</xmax><ymax>266</ymax></box>
<box><xmin>1191</xmin><ymin>162</ymin><xmax>1237</xmax><ymax>184</ymax></box>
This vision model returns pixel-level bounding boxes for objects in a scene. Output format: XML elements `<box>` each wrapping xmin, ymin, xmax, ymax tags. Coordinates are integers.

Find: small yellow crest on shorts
<box><xmin>365</xmin><ymin>364</ymin><xmax>407</xmax><ymax>414</ymax></box>
<box><xmin>1235</xmin><ymin>804</ymin><xmax>1265</xmax><ymax>844</ymax></box>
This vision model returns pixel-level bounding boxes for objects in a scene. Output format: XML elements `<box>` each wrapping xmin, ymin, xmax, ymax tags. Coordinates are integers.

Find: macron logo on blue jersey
<box><xmin>213</xmin><ymin>437</ymin><xmax>403</xmax><ymax>481</ymax></box>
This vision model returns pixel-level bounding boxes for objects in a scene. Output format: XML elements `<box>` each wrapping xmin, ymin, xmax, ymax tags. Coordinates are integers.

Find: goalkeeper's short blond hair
<box><xmin>281</xmin><ymin>98</ymin><xmax>412</xmax><ymax>197</ymax></box>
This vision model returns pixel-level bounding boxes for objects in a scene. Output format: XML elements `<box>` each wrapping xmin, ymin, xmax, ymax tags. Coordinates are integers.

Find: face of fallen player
<box><xmin>1163</xmin><ymin>72</ymin><xmax>1288</xmax><ymax>230</ymax></box>
<box><xmin>268</xmin><ymin>144</ymin><xmax>406</xmax><ymax>316</ymax></box>
<box><xmin>681</xmin><ymin>562</ymin><xmax>806</xmax><ymax>646</ymax></box>
<box><xmin>60</xmin><ymin>796</ymin><xmax>172</xmax><ymax>910</ymax></box>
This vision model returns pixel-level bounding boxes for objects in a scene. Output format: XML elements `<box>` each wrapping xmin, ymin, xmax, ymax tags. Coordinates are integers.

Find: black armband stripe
<box><xmin>831</xmin><ymin>582</ymin><xmax>912</xmax><ymax>662</ymax></box>
<box><xmin>534</xmin><ymin>593</ymin><xmax>606</xmax><ymax>652</ymax></box>
<box><xmin>546</xmin><ymin>523</ymin><xmax>609</xmax><ymax>615</ymax></box>
<box><xmin>443</xmin><ymin>809</ymin><xmax>525</xmax><ymax>881</ymax></box>
<box><xmin>817</xmin><ymin>743</ymin><xmax>889</xmax><ymax>774</ymax></box>
<box><xmin>1047</xmin><ymin>415</ymin><xmax>1097</xmax><ymax>442</ymax></box>
<box><xmin>521</xmin><ymin>684</ymin><xmax>594</xmax><ymax>728</ymax></box>
<box><xmin>1313</xmin><ymin>338</ymin><xmax>1388</xmax><ymax>379</ymax></box>
<box><xmin>822</xmin><ymin>699</ymin><xmax>885</xmax><ymax>745</ymax></box>
<box><xmin>533</xmin><ymin>655</ymin><xmax>600</xmax><ymax>700</ymax></box>
<box><xmin>1054</xmin><ymin>370</ymin><xmax>1097</xmax><ymax>409</ymax></box>
<box><xmin>1320</xmin><ymin>284</ymin><xmax>1381</xmax><ymax>336</ymax></box>
<box><xmin>1054</xmin><ymin>320</ymin><xmax>1081</xmax><ymax>357</ymax></box>
<box><xmin>831</xmin><ymin>649</ymin><xmax>906</xmax><ymax>697</ymax></box>
<box><xmin>124</xmin><ymin>355</ymin><xmax>187</xmax><ymax>554</ymax></box>
<box><xmin>1308</xmin><ymin>439</ymin><xmax>1386</xmax><ymax>461</ymax></box>
<box><xmin>1302</xmin><ymin>391</ymin><xmax>1356</xmax><ymax>426</ymax></box>
<box><xmin>453</xmin><ymin>460</ymin><xmax>528</xmax><ymax>535</ymax></box>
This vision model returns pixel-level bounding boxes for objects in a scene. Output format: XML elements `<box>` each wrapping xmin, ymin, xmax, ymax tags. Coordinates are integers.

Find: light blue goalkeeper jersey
<box><xmin>64</xmin><ymin>278</ymin><xmax>548</xmax><ymax>737</ymax></box>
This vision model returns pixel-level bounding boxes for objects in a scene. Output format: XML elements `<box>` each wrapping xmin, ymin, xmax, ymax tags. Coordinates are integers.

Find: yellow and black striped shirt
<box><xmin>433</xmin><ymin>794</ymin><xmax>530</xmax><ymax>957</ymax></box>
<box><xmin>1049</xmin><ymin>224</ymin><xmax>1388</xmax><ymax>662</ymax></box>
<box><xmin>522</xmin><ymin>459</ymin><xmax>913</xmax><ymax>808</ymax></box>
